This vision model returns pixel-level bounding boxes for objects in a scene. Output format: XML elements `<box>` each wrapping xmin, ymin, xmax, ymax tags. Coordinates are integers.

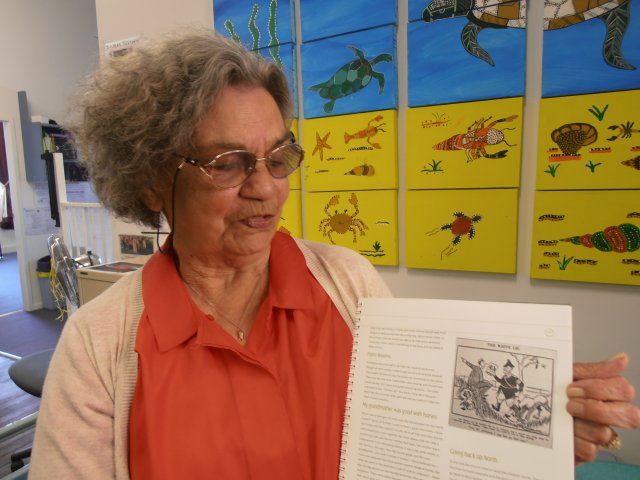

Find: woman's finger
<box><xmin>567</xmin><ymin>376</ymin><xmax>636</xmax><ymax>402</ymax></box>
<box><xmin>574</xmin><ymin>418</ymin><xmax>615</xmax><ymax>446</ymax></box>
<box><xmin>574</xmin><ymin>434</ymin><xmax>599</xmax><ymax>464</ymax></box>
<box><xmin>567</xmin><ymin>398</ymin><xmax>640</xmax><ymax>429</ymax></box>
<box><xmin>573</xmin><ymin>352</ymin><xmax>629</xmax><ymax>381</ymax></box>
<box><xmin>574</xmin><ymin>419</ymin><xmax>621</xmax><ymax>465</ymax></box>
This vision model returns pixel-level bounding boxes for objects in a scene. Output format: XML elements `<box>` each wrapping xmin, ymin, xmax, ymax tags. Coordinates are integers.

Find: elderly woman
<box><xmin>30</xmin><ymin>29</ymin><xmax>638</xmax><ymax>478</ymax></box>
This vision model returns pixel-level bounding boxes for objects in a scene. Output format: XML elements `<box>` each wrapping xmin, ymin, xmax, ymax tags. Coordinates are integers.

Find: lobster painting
<box><xmin>433</xmin><ymin>115</ymin><xmax>519</xmax><ymax>162</ymax></box>
<box><xmin>344</xmin><ymin>115</ymin><xmax>387</xmax><ymax>149</ymax></box>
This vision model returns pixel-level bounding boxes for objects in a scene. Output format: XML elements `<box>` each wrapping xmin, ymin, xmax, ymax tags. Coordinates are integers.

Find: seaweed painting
<box><xmin>213</xmin><ymin>0</ymin><xmax>295</xmax><ymax>65</ymax></box>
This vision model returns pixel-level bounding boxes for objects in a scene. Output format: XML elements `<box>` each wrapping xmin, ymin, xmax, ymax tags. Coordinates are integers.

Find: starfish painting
<box><xmin>312</xmin><ymin>131</ymin><xmax>332</xmax><ymax>161</ymax></box>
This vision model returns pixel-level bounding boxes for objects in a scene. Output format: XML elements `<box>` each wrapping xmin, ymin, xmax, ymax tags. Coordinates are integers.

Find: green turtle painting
<box><xmin>422</xmin><ymin>0</ymin><xmax>635</xmax><ymax>70</ymax></box>
<box><xmin>309</xmin><ymin>45</ymin><xmax>393</xmax><ymax>113</ymax></box>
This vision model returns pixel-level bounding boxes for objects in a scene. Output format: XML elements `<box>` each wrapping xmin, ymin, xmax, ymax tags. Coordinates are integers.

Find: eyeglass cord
<box><xmin>157</xmin><ymin>165</ymin><xmax>183</xmax><ymax>255</ymax></box>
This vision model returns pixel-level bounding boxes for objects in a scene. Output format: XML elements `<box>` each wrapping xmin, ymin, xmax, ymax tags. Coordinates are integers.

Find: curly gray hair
<box><xmin>67</xmin><ymin>28</ymin><xmax>294</xmax><ymax>228</ymax></box>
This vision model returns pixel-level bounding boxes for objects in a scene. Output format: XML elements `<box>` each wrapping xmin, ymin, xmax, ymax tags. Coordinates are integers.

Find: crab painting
<box><xmin>441</xmin><ymin>212</ymin><xmax>483</xmax><ymax>245</ymax></box>
<box><xmin>319</xmin><ymin>192</ymin><xmax>369</xmax><ymax>244</ymax></box>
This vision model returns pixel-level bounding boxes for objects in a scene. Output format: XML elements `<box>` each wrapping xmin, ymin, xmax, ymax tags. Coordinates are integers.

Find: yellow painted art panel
<box><xmin>530</xmin><ymin>190</ymin><xmax>640</xmax><ymax>286</ymax></box>
<box><xmin>406</xmin><ymin>189</ymin><xmax>518</xmax><ymax>274</ymax></box>
<box><xmin>289</xmin><ymin>119</ymin><xmax>301</xmax><ymax>190</ymax></box>
<box><xmin>536</xmin><ymin>90</ymin><xmax>640</xmax><ymax>190</ymax></box>
<box><xmin>302</xmin><ymin>110</ymin><xmax>398</xmax><ymax>192</ymax></box>
<box><xmin>277</xmin><ymin>189</ymin><xmax>302</xmax><ymax>238</ymax></box>
<box><xmin>406</xmin><ymin>97</ymin><xmax>523</xmax><ymax>189</ymax></box>
<box><xmin>304</xmin><ymin>190</ymin><xmax>398</xmax><ymax>266</ymax></box>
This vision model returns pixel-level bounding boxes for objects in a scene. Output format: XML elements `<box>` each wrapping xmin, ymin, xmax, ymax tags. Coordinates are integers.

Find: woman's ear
<box><xmin>141</xmin><ymin>187</ymin><xmax>165</xmax><ymax>213</ymax></box>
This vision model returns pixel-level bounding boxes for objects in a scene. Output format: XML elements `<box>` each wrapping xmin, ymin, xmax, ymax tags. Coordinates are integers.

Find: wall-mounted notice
<box><xmin>105</xmin><ymin>36</ymin><xmax>140</xmax><ymax>58</ymax></box>
<box><xmin>23</xmin><ymin>208</ymin><xmax>56</xmax><ymax>236</ymax></box>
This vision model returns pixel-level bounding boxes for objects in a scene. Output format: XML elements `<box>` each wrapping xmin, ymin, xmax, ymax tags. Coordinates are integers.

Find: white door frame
<box><xmin>0</xmin><ymin>86</ymin><xmax>34</xmax><ymax>310</ymax></box>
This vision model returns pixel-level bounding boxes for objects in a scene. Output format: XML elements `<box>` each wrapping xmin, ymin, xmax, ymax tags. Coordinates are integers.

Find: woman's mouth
<box><xmin>243</xmin><ymin>215</ymin><xmax>275</xmax><ymax>229</ymax></box>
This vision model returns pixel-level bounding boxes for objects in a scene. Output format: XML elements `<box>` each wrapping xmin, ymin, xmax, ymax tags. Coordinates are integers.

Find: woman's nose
<box><xmin>241</xmin><ymin>159</ymin><xmax>278</xmax><ymax>195</ymax></box>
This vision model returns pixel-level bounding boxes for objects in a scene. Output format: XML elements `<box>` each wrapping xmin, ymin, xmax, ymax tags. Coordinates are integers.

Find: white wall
<box><xmin>1</xmin><ymin>0</ymin><xmax>99</xmax><ymax>120</ymax></box>
<box><xmin>95</xmin><ymin>0</ymin><xmax>640</xmax><ymax>465</ymax></box>
<box><xmin>0</xmin><ymin>0</ymin><xmax>99</xmax><ymax>309</ymax></box>
<box><xmin>94</xmin><ymin>0</ymin><xmax>212</xmax><ymax>54</ymax></box>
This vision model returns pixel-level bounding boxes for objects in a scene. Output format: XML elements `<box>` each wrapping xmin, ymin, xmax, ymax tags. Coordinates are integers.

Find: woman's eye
<box><xmin>211</xmin><ymin>162</ymin><xmax>239</xmax><ymax>172</ymax></box>
<box><xmin>212</xmin><ymin>153</ymin><xmax>247</xmax><ymax>172</ymax></box>
<box><xmin>268</xmin><ymin>158</ymin><xmax>285</xmax><ymax>168</ymax></box>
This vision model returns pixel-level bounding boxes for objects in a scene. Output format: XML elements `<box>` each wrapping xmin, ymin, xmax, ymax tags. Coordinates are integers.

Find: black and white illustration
<box><xmin>449</xmin><ymin>338</ymin><xmax>556</xmax><ymax>448</ymax></box>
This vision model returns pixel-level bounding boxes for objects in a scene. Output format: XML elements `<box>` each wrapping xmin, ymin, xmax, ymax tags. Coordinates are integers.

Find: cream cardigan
<box><xmin>30</xmin><ymin>239</ymin><xmax>392</xmax><ymax>479</ymax></box>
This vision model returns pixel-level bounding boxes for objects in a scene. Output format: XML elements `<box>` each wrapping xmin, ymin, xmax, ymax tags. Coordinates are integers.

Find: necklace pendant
<box><xmin>237</xmin><ymin>329</ymin><xmax>245</xmax><ymax>343</ymax></box>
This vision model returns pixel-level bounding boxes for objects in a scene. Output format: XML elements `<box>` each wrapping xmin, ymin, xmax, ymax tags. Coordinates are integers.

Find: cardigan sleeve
<box><xmin>29</xmin><ymin>273</ymin><xmax>137</xmax><ymax>479</ymax></box>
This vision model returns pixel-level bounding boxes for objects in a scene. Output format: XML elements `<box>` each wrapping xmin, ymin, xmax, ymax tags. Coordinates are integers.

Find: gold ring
<box><xmin>603</xmin><ymin>429</ymin><xmax>622</xmax><ymax>450</ymax></box>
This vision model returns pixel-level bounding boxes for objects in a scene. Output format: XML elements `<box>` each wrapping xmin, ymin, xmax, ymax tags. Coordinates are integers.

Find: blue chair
<box><xmin>5</xmin><ymin>349</ymin><xmax>54</xmax><ymax>472</ymax></box>
<box><xmin>0</xmin><ymin>466</ymin><xmax>28</xmax><ymax>480</ymax></box>
<box><xmin>0</xmin><ymin>415</ymin><xmax>34</xmax><ymax>479</ymax></box>
<box><xmin>576</xmin><ymin>460</ymin><xmax>640</xmax><ymax>479</ymax></box>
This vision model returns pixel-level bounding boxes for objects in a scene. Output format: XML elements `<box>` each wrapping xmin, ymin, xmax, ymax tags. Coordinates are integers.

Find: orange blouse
<box><xmin>129</xmin><ymin>232</ymin><xmax>353</xmax><ymax>479</ymax></box>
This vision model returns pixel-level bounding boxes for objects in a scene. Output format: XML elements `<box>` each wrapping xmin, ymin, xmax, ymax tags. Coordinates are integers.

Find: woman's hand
<box><xmin>567</xmin><ymin>352</ymin><xmax>640</xmax><ymax>465</ymax></box>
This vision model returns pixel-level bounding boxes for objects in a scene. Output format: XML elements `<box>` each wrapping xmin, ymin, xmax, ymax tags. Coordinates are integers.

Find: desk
<box><xmin>76</xmin><ymin>256</ymin><xmax>149</xmax><ymax>305</ymax></box>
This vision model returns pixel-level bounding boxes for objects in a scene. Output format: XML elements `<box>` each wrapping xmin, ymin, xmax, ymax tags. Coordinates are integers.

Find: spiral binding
<box><xmin>338</xmin><ymin>300</ymin><xmax>363</xmax><ymax>479</ymax></box>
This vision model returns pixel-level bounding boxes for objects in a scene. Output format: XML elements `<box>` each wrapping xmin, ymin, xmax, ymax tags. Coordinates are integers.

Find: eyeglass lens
<box><xmin>202</xmin><ymin>143</ymin><xmax>303</xmax><ymax>188</ymax></box>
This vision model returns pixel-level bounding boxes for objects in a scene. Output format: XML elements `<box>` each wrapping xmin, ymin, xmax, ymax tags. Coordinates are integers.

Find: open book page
<box><xmin>339</xmin><ymin>298</ymin><xmax>574</xmax><ymax>480</ymax></box>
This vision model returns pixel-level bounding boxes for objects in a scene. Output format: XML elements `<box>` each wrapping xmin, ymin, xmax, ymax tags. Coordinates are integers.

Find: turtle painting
<box><xmin>441</xmin><ymin>212</ymin><xmax>483</xmax><ymax>245</ymax></box>
<box><xmin>422</xmin><ymin>0</ymin><xmax>635</xmax><ymax>70</ymax></box>
<box><xmin>309</xmin><ymin>45</ymin><xmax>393</xmax><ymax>113</ymax></box>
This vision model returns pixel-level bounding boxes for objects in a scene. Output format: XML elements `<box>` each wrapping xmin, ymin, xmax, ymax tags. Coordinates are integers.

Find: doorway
<box><xmin>0</xmin><ymin>88</ymin><xmax>35</xmax><ymax>313</ymax></box>
<box><xmin>0</xmin><ymin>120</ymin><xmax>23</xmax><ymax>314</ymax></box>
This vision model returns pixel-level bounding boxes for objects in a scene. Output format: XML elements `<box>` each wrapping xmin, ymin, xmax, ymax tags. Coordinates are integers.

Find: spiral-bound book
<box><xmin>339</xmin><ymin>298</ymin><xmax>574</xmax><ymax>479</ymax></box>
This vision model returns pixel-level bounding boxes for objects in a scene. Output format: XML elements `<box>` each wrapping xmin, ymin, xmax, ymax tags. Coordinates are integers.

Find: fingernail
<box><xmin>567</xmin><ymin>387</ymin><xmax>586</xmax><ymax>398</ymax></box>
<box><xmin>607</xmin><ymin>352</ymin><xmax>626</xmax><ymax>362</ymax></box>
<box><xmin>567</xmin><ymin>400</ymin><xmax>585</xmax><ymax>416</ymax></box>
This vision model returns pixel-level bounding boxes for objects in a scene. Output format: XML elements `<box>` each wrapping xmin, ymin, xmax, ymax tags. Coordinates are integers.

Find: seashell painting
<box><xmin>621</xmin><ymin>156</ymin><xmax>640</xmax><ymax>170</ymax></box>
<box><xmin>560</xmin><ymin>223</ymin><xmax>640</xmax><ymax>253</ymax></box>
<box><xmin>550</xmin><ymin>123</ymin><xmax>597</xmax><ymax>156</ymax></box>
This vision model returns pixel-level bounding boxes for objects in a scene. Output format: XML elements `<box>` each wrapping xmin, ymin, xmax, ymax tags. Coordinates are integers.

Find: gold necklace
<box><xmin>184</xmin><ymin>270</ymin><xmax>267</xmax><ymax>344</ymax></box>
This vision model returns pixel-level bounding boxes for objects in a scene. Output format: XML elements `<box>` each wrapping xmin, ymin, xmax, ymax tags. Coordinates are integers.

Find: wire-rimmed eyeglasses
<box><xmin>178</xmin><ymin>142</ymin><xmax>304</xmax><ymax>189</ymax></box>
